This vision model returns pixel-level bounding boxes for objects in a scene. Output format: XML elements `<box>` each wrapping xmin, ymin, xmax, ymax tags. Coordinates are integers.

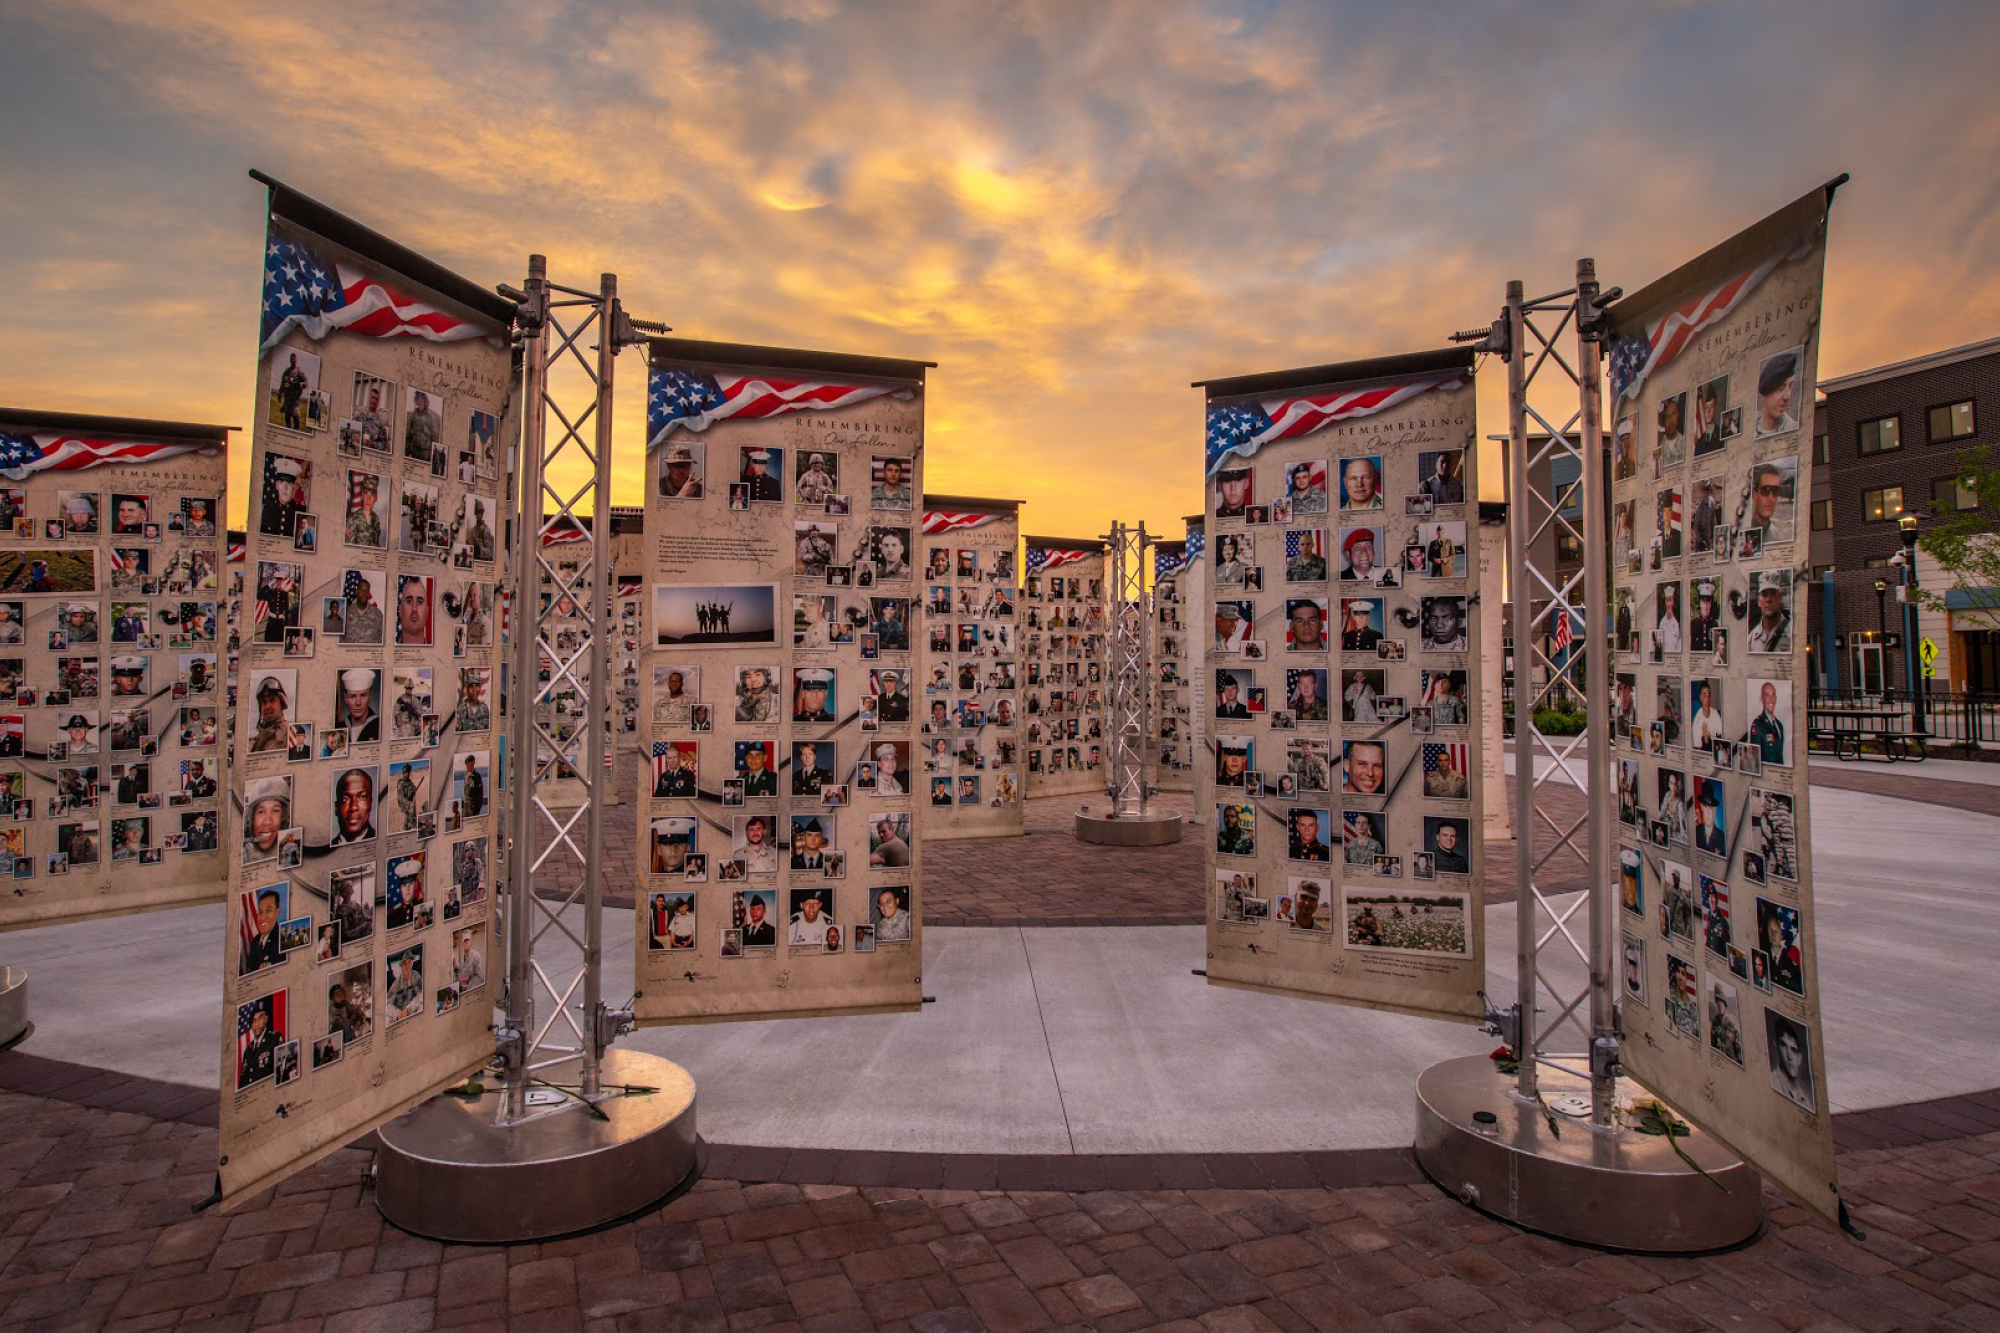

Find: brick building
<box><xmin>1808</xmin><ymin>335</ymin><xmax>2000</xmax><ymax>694</ymax></box>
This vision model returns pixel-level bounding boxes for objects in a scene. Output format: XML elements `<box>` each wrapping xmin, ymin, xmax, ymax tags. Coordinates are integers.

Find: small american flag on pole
<box><xmin>0</xmin><ymin>432</ymin><xmax>216</xmax><ymax>482</ymax></box>
<box><xmin>1205</xmin><ymin>373</ymin><xmax>1465</xmax><ymax>475</ymax></box>
<box><xmin>1026</xmin><ymin>548</ymin><xmax>1088</xmax><ymax>575</ymax></box>
<box><xmin>1553</xmin><ymin>606</ymin><xmax>1574</xmax><ymax>652</ymax></box>
<box><xmin>648</xmin><ymin>364</ymin><xmax>916</xmax><ymax>447</ymax></box>
<box><xmin>1609</xmin><ymin>243</ymin><xmax>1800</xmax><ymax>404</ymax></box>
<box><xmin>261</xmin><ymin>227</ymin><xmax>496</xmax><ymax>352</ymax></box>
<box><xmin>921</xmin><ymin>510</ymin><xmax>999</xmax><ymax>535</ymax></box>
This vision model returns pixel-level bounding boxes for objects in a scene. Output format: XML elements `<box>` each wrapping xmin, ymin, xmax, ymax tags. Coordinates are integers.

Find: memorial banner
<box><xmin>1198</xmin><ymin>351</ymin><xmax>1485</xmax><ymax>1022</ymax></box>
<box><xmin>0</xmin><ymin>409</ymin><xmax>231</xmax><ymax>929</ymax></box>
<box><xmin>1022</xmin><ymin>538</ymin><xmax>1109</xmax><ymax>798</ymax></box>
<box><xmin>219</xmin><ymin>176</ymin><xmax>513</xmax><ymax>1208</ymax></box>
<box><xmin>636</xmin><ymin>339</ymin><xmax>929</xmax><ymax>1023</ymax></box>
<box><xmin>1605</xmin><ymin>181</ymin><xmax>1842</xmax><ymax>1226</ymax></box>
<box><xmin>918</xmin><ymin>496</ymin><xmax>1025</xmax><ymax>838</ymax></box>
<box><xmin>1152</xmin><ymin>538</ymin><xmax>1194</xmax><ymax>791</ymax></box>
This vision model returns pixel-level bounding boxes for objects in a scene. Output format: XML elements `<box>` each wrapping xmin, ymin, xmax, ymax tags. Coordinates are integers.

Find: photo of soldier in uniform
<box><xmin>267</xmin><ymin>348</ymin><xmax>319</xmax><ymax>432</ymax></box>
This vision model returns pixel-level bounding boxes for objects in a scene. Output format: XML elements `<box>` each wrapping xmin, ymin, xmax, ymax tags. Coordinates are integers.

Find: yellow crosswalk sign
<box><xmin>1920</xmin><ymin>636</ymin><xmax>1940</xmax><ymax>677</ymax></box>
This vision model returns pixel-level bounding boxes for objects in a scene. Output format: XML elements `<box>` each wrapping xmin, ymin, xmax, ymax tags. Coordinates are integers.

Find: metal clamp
<box><xmin>593</xmin><ymin>1002</ymin><xmax>636</xmax><ymax>1053</ymax></box>
<box><xmin>494</xmin><ymin>1024</ymin><xmax>526</xmax><ymax>1075</ymax></box>
<box><xmin>1590</xmin><ymin>1034</ymin><xmax>1622</xmax><ymax>1081</ymax></box>
<box><xmin>1481</xmin><ymin>995</ymin><xmax>1523</xmax><ymax>1054</ymax></box>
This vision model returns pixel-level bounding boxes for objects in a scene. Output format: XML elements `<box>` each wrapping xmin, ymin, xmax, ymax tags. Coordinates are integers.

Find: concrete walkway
<box><xmin>3</xmin><ymin>784</ymin><xmax>1993</xmax><ymax>1160</ymax></box>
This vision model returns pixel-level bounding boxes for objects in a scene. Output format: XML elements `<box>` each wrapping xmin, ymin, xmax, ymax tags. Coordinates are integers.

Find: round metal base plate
<box><xmin>1075</xmin><ymin>810</ymin><xmax>1184</xmax><ymax>846</ymax></box>
<box><xmin>0</xmin><ymin>967</ymin><xmax>27</xmax><ymax>1049</ymax></box>
<box><xmin>1414</xmin><ymin>1055</ymin><xmax>1763</xmax><ymax>1253</ymax></box>
<box><xmin>375</xmin><ymin>1049</ymin><xmax>698</xmax><ymax>1243</ymax></box>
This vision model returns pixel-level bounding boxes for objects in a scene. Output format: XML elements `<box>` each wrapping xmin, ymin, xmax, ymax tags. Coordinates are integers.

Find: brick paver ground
<box><xmin>2</xmin><ymin>1069</ymin><xmax>1998</xmax><ymax>1332</ymax></box>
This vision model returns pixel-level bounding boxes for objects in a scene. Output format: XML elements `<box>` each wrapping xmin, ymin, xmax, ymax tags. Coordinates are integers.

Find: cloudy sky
<box><xmin>4</xmin><ymin>0</ymin><xmax>1997</xmax><ymax>533</ymax></box>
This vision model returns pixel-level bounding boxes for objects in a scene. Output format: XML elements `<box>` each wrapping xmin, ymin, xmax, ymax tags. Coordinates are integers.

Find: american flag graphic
<box><xmin>1342</xmin><ymin>812</ymin><xmax>1377</xmax><ymax>846</ymax></box>
<box><xmin>1609</xmin><ymin>244</ymin><xmax>1799</xmax><ymax>404</ymax></box>
<box><xmin>648</xmin><ymin>364</ymin><xmax>916</xmax><ymax>446</ymax></box>
<box><xmin>1423</xmin><ymin>743</ymin><xmax>1470</xmax><ymax>783</ymax></box>
<box><xmin>541</xmin><ymin>520</ymin><xmax>587</xmax><ymax>547</ymax></box>
<box><xmin>1553</xmin><ymin>607</ymin><xmax>1575</xmax><ymax>652</ymax></box>
<box><xmin>921</xmin><ymin>510</ymin><xmax>999</xmax><ymax>535</ymax></box>
<box><xmin>342</xmin><ymin>569</ymin><xmax>371</xmax><ymax>603</ymax></box>
<box><xmin>237</xmin><ymin>989</ymin><xmax>287</xmax><ymax>1061</ymax></box>
<box><xmin>1153</xmin><ymin>546</ymin><xmax>1187</xmax><ymax>581</ymax></box>
<box><xmin>0</xmin><ymin>432</ymin><xmax>216</xmax><ymax>482</ymax></box>
<box><xmin>261</xmin><ymin>228</ymin><xmax>496</xmax><ymax>352</ymax></box>
<box><xmin>617</xmin><ymin>577</ymin><xmax>642</xmax><ymax>598</ymax></box>
<box><xmin>1285</xmin><ymin>529</ymin><xmax>1327</xmax><ymax>562</ymax></box>
<box><xmin>107</xmin><ymin>548</ymin><xmax>127</xmax><ymax>572</ymax></box>
<box><xmin>1026</xmin><ymin>548</ymin><xmax>1089</xmax><ymax>575</ymax></box>
<box><xmin>227</xmin><ymin>540</ymin><xmax>245</xmax><ymax>563</ymax></box>
<box><xmin>348</xmin><ymin>470</ymin><xmax>378</xmax><ymax>515</ymax></box>
<box><xmin>1205</xmin><ymin>373</ymin><xmax>1465</xmax><ymax>475</ymax></box>
<box><xmin>1183</xmin><ymin>528</ymin><xmax>1206</xmax><ymax>564</ymax></box>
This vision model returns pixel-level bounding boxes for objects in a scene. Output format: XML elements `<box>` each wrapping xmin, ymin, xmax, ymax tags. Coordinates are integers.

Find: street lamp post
<box><xmin>1899</xmin><ymin>513</ymin><xmax>1925</xmax><ymax>729</ymax></box>
<box><xmin>1873</xmin><ymin>579</ymin><xmax>1890</xmax><ymax>700</ymax></box>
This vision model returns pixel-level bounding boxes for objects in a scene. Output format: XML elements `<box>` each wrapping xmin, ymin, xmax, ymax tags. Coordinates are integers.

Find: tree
<box><xmin>1914</xmin><ymin>446</ymin><xmax>2000</xmax><ymax>631</ymax></box>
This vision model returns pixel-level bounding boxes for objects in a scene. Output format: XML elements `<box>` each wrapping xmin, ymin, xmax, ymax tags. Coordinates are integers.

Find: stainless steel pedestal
<box><xmin>375</xmin><ymin>1048</ymin><xmax>698</xmax><ymax>1242</ymax></box>
<box><xmin>1075</xmin><ymin>808</ymin><xmax>1184</xmax><ymax>846</ymax></box>
<box><xmin>1414</xmin><ymin>1055</ymin><xmax>1763</xmax><ymax>1252</ymax></box>
<box><xmin>0</xmin><ymin>966</ymin><xmax>25</xmax><ymax>1048</ymax></box>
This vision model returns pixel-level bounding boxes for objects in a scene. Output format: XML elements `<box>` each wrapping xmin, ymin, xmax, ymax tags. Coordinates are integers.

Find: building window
<box><xmin>1857</xmin><ymin>415</ymin><xmax>1902</xmax><ymax>455</ymax></box>
<box><xmin>1811</xmin><ymin>565</ymin><xmax>1834</xmax><ymax>581</ymax></box>
<box><xmin>1810</xmin><ymin>499</ymin><xmax>1833</xmax><ymax>531</ymax></box>
<box><xmin>1551</xmin><ymin>455</ymin><xmax>1583</xmax><ymax>520</ymax></box>
<box><xmin>1862</xmin><ymin>486</ymin><xmax>1904</xmax><ymax>522</ymax></box>
<box><xmin>1932</xmin><ymin>476</ymin><xmax>1979</xmax><ymax>512</ymax></box>
<box><xmin>1864</xmin><ymin>555</ymin><xmax>1894</xmax><ymax>569</ymax></box>
<box><xmin>1555</xmin><ymin>532</ymin><xmax>1583</xmax><ymax>564</ymax></box>
<box><xmin>1813</xmin><ymin>432</ymin><xmax>1831</xmax><ymax>465</ymax></box>
<box><xmin>1928</xmin><ymin>400</ymin><xmax>1975</xmax><ymax>443</ymax></box>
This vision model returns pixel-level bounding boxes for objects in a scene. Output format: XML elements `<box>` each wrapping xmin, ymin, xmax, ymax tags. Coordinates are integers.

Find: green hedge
<box><xmin>1532</xmin><ymin>706</ymin><xmax>1588</xmax><ymax>736</ymax></box>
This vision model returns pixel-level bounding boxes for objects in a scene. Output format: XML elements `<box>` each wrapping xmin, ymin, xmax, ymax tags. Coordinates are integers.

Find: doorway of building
<box><xmin>1851</xmin><ymin>641</ymin><xmax>1884</xmax><ymax>696</ymax></box>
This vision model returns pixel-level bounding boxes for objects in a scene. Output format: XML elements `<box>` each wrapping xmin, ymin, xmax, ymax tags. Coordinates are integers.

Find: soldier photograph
<box><xmin>738</xmin><ymin>447</ymin><xmax>784</xmax><ymax>501</ymax></box>
<box><xmin>248</xmin><ymin>673</ymin><xmax>294</xmax><ymax>754</ymax></box>
<box><xmin>259</xmin><ymin>454</ymin><xmax>309</xmax><ymax>537</ymax></box>
<box><xmin>658</xmin><ymin>442</ymin><xmax>704</xmax><ymax>499</ymax></box>
<box><xmin>454</xmin><ymin>668</ymin><xmax>491</xmax><ymax>732</ymax></box>
<box><xmin>870</xmin><ymin>455</ymin><xmax>913</xmax><ymax>510</ymax></box>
